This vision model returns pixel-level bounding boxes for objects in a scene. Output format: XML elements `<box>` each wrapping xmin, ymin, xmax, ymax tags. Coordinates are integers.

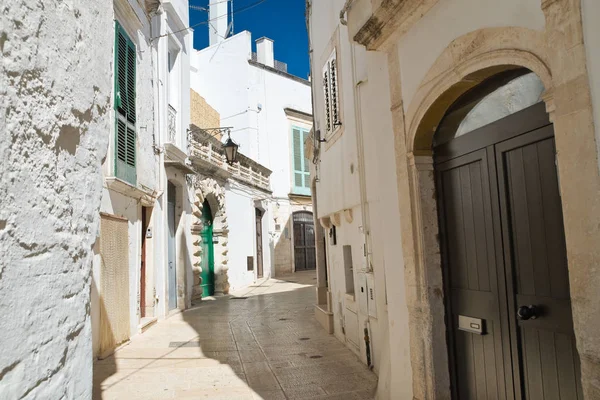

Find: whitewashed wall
<box><xmin>308</xmin><ymin>0</ymin><xmax>408</xmax><ymax>398</ymax></box>
<box><xmin>92</xmin><ymin>0</ymin><xmax>157</xmax><ymax>355</ymax></box>
<box><xmin>225</xmin><ymin>181</ymin><xmax>272</xmax><ymax>290</ymax></box>
<box><xmin>0</xmin><ymin>1</ymin><xmax>113</xmax><ymax>398</ymax></box>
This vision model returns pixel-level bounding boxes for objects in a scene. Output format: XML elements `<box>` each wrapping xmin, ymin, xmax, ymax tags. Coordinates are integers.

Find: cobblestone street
<box><xmin>93</xmin><ymin>271</ymin><xmax>377</xmax><ymax>399</ymax></box>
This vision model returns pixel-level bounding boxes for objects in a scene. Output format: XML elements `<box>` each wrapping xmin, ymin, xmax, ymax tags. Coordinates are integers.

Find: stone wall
<box><xmin>0</xmin><ymin>1</ymin><xmax>112</xmax><ymax>398</ymax></box>
<box><xmin>190</xmin><ymin>89</ymin><xmax>221</xmax><ymax>138</ymax></box>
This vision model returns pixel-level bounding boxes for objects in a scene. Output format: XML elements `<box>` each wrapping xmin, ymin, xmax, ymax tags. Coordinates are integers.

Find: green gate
<box><xmin>200</xmin><ymin>200</ymin><xmax>215</xmax><ymax>297</ymax></box>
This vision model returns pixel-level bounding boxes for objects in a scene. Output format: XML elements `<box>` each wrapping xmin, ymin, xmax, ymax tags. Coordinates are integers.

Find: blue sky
<box><xmin>189</xmin><ymin>0</ymin><xmax>310</xmax><ymax>79</ymax></box>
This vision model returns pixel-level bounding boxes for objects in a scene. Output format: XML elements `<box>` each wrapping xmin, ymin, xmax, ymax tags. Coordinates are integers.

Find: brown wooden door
<box><xmin>435</xmin><ymin>103</ymin><xmax>581</xmax><ymax>399</ymax></box>
<box><xmin>255</xmin><ymin>208</ymin><xmax>263</xmax><ymax>278</ymax></box>
<box><xmin>293</xmin><ymin>212</ymin><xmax>316</xmax><ymax>271</ymax></box>
<box><xmin>496</xmin><ymin>128</ymin><xmax>583</xmax><ymax>400</ymax></box>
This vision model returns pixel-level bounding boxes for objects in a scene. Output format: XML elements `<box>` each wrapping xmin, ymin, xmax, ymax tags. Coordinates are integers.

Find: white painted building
<box><xmin>308</xmin><ymin>0</ymin><xmax>600</xmax><ymax>399</ymax></box>
<box><xmin>91</xmin><ymin>0</ymin><xmax>194</xmax><ymax>359</ymax></box>
<box><xmin>190</xmin><ymin>6</ymin><xmax>314</xmax><ymax>288</ymax></box>
<box><xmin>0</xmin><ymin>1</ymin><xmax>113</xmax><ymax>398</ymax></box>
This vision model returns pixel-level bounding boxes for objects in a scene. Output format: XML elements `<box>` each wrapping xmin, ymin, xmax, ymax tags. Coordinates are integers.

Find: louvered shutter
<box><xmin>293</xmin><ymin>128</ymin><xmax>303</xmax><ymax>188</ymax></box>
<box><xmin>329</xmin><ymin>50</ymin><xmax>340</xmax><ymax>127</ymax></box>
<box><xmin>323</xmin><ymin>64</ymin><xmax>332</xmax><ymax>133</ymax></box>
<box><xmin>292</xmin><ymin>127</ymin><xmax>311</xmax><ymax>195</ymax></box>
<box><xmin>114</xmin><ymin>21</ymin><xmax>136</xmax><ymax>185</ymax></box>
<box><xmin>322</xmin><ymin>49</ymin><xmax>340</xmax><ymax>136</ymax></box>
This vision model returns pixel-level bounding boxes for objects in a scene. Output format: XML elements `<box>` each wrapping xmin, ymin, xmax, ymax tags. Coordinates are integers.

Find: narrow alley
<box><xmin>93</xmin><ymin>271</ymin><xmax>377</xmax><ymax>400</ymax></box>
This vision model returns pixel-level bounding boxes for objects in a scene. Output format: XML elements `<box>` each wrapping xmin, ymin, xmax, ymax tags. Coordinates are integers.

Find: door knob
<box><xmin>517</xmin><ymin>305</ymin><xmax>539</xmax><ymax>320</ymax></box>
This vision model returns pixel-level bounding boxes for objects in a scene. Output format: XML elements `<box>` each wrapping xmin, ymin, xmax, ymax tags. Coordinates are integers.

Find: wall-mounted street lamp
<box><xmin>223</xmin><ymin>132</ymin><xmax>239</xmax><ymax>166</ymax></box>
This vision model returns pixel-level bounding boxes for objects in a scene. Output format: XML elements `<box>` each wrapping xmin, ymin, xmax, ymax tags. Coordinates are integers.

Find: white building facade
<box><xmin>91</xmin><ymin>0</ymin><xmax>194</xmax><ymax>359</ymax></box>
<box><xmin>308</xmin><ymin>0</ymin><xmax>600</xmax><ymax>399</ymax></box>
<box><xmin>190</xmin><ymin>10</ymin><xmax>314</xmax><ymax>288</ymax></box>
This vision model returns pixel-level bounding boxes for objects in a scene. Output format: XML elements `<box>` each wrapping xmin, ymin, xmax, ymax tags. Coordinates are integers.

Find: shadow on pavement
<box><xmin>93</xmin><ymin>271</ymin><xmax>377</xmax><ymax>399</ymax></box>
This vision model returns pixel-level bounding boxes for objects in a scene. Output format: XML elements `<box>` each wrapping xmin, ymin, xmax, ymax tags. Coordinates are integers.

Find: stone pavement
<box><xmin>93</xmin><ymin>271</ymin><xmax>377</xmax><ymax>399</ymax></box>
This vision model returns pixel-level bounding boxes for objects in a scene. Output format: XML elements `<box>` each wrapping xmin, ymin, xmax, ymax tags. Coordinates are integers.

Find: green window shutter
<box><xmin>292</xmin><ymin>127</ymin><xmax>311</xmax><ymax>196</ymax></box>
<box><xmin>115</xmin><ymin>26</ymin><xmax>128</xmax><ymax>114</ymax></box>
<box><xmin>114</xmin><ymin>21</ymin><xmax>136</xmax><ymax>185</ymax></box>
<box><xmin>126</xmin><ymin>41</ymin><xmax>136</xmax><ymax>124</ymax></box>
<box><xmin>293</xmin><ymin>128</ymin><xmax>303</xmax><ymax>187</ymax></box>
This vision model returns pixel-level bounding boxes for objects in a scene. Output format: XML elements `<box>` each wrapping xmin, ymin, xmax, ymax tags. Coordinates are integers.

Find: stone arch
<box><xmin>393</xmin><ymin>27</ymin><xmax>563</xmax><ymax>398</ymax></box>
<box><xmin>191</xmin><ymin>177</ymin><xmax>229</xmax><ymax>298</ymax></box>
<box><xmin>401</xmin><ymin>28</ymin><xmax>551</xmax><ymax>152</ymax></box>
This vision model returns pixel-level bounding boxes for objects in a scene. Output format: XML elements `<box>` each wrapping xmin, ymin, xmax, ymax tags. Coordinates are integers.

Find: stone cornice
<box><xmin>353</xmin><ymin>0</ymin><xmax>438</xmax><ymax>50</ymax></box>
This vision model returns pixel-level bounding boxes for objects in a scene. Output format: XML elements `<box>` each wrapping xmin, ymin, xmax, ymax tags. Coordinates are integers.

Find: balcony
<box><xmin>188</xmin><ymin>125</ymin><xmax>272</xmax><ymax>192</ymax></box>
<box><xmin>168</xmin><ymin>104</ymin><xmax>177</xmax><ymax>144</ymax></box>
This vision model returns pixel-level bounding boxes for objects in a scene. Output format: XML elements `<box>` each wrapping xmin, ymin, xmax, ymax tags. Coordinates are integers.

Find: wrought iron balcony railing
<box><xmin>167</xmin><ymin>104</ymin><xmax>177</xmax><ymax>144</ymax></box>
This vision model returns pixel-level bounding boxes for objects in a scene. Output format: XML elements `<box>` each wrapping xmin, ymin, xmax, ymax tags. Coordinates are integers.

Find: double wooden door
<box><xmin>293</xmin><ymin>211</ymin><xmax>316</xmax><ymax>271</ymax></box>
<box><xmin>435</xmin><ymin>103</ymin><xmax>582</xmax><ymax>399</ymax></box>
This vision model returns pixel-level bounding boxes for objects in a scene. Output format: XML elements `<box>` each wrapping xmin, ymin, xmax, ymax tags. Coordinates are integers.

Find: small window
<box><xmin>291</xmin><ymin>126</ymin><xmax>311</xmax><ymax>196</ymax></box>
<box><xmin>343</xmin><ymin>245</ymin><xmax>354</xmax><ymax>295</ymax></box>
<box><xmin>323</xmin><ymin>49</ymin><xmax>341</xmax><ymax>135</ymax></box>
<box><xmin>434</xmin><ymin>69</ymin><xmax>544</xmax><ymax>146</ymax></box>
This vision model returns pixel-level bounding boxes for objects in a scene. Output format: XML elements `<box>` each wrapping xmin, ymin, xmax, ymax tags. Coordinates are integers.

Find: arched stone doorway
<box><xmin>191</xmin><ymin>177</ymin><xmax>228</xmax><ymax>299</ymax></box>
<box><xmin>432</xmin><ymin>68</ymin><xmax>581</xmax><ymax>399</ymax></box>
<box><xmin>199</xmin><ymin>200</ymin><xmax>215</xmax><ymax>297</ymax></box>
<box><xmin>386</xmin><ymin>25</ymin><xmax>600</xmax><ymax>397</ymax></box>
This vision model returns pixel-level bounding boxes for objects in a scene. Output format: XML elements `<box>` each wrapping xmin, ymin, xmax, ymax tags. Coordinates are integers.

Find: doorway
<box><xmin>255</xmin><ymin>208</ymin><xmax>264</xmax><ymax>278</ymax></box>
<box><xmin>167</xmin><ymin>182</ymin><xmax>177</xmax><ymax>310</ymax></box>
<box><xmin>140</xmin><ymin>207</ymin><xmax>150</xmax><ymax>318</ymax></box>
<box><xmin>200</xmin><ymin>200</ymin><xmax>215</xmax><ymax>296</ymax></box>
<box><xmin>434</xmin><ymin>70</ymin><xmax>581</xmax><ymax>399</ymax></box>
<box><xmin>293</xmin><ymin>211</ymin><xmax>316</xmax><ymax>271</ymax></box>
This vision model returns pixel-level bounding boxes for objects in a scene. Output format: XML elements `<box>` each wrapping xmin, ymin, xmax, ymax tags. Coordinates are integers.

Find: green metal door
<box><xmin>200</xmin><ymin>201</ymin><xmax>215</xmax><ymax>297</ymax></box>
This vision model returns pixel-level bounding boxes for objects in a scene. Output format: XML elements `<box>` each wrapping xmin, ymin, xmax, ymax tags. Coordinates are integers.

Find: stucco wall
<box><xmin>397</xmin><ymin>0</ymin><xmax>546</xmax><ymax>112</ymax></box>
<box><xmin>191</xmin><ymin>32</ymin><xmax>253</xmax><ymax>154</ymax></box>
<box><xmin>0</xmin><ymin>1</ymin><xmax>112</xmax><ymax>398</ymax></box>
<box><xmin>225</xmin><ymin>182</ymin><xmax>266</xmax><ymax>290</ymax></box>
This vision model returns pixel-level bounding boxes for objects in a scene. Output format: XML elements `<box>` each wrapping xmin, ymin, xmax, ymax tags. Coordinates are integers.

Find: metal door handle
<box><xmin>169</xmin><ymin>262</ymin><xmax>173</xmax><ymax>268</ymax></box>
<box><xmin>517</xmin><ymin>305</ymin><xmax>539</xmax><ymax>320</ymax></box>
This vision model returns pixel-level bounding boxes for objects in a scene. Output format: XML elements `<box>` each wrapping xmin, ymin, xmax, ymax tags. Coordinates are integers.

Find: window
<box><xmin>114</xmin><ymin>21</ymin><xmax>136</xmax><ymax>185</ymax></box>
<box><xmin>322</xmin><ymin>49</ymin><xmax>341</xmax><ymax>135</ymax></box>
<box><xmin>291</xmin><ymin>126</ymin><xmax>311</xmax><ymax>195</ymax></box>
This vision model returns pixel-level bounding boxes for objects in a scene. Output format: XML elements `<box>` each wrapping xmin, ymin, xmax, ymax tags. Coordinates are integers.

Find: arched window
<box><xmin>434</xmin><ymin>68</ymin><xmax>545</xmax><ymax>147</ymax></box>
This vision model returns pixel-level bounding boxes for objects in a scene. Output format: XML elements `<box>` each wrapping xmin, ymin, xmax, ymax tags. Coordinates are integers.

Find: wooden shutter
<box><xmin>323</xmin><ymin>64</ymin><xmax>332</xmax><ymax>133</ymax></box>
<box><xmin>329</xmin><ymin>50</ymin><xmax>340</xmax><ymax>127</ymax></box>
<box><xmin>322</xmin><ymin>49</ymin><xmax>340</xmax><ymax>135</ymax></box>
<box><xmin>114</xmin><ymin>21</ymin><xmax>136</xmax><ymax>185</ymax></box>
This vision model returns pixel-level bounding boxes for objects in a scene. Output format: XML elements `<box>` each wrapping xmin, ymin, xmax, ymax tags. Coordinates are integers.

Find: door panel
<box><xmin>200</xmin><ymin>202</ymin><xmax>214</xmax><ymax>297</ymax></box>
<box><xmin>437</xmin><ymin>149</ymin><xmax>509</xmax><ymax>400</ymax></box>
<box><xmin>256</xmin><ymin>209</ymin><xmax>263</xmax><ymax>278</ymax></box>
<box><xmin>496</xmin><ymin>131</ymin><xmax>583</xmax><ymax>400</ymax></box>
<box><xmin>167</xmin><ymin>183</ymin><xmax>177</xmax><ymax>310</ymax></box>
<box><xmin>293</xmin><ymin>212</ymin><xmax>316</xmax><ymax>271</ymax></box>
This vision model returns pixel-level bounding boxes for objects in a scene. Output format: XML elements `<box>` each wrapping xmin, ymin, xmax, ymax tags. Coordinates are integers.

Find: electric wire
<box><xmin>152</xmin><ymin>0</ymin><xmax>268</xmax><ymax>40</ymax></box>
